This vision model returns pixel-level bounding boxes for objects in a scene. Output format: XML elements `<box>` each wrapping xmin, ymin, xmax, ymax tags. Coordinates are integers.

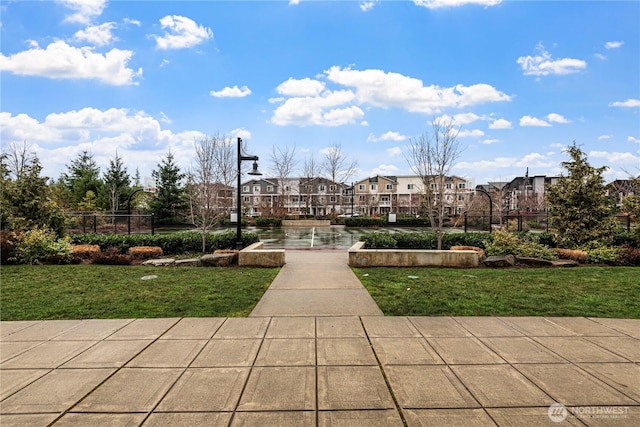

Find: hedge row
<box><xmin>361</xmin><ymin>232</ymin><xmax>492</xmax><ymax>250</ymax></box>
<box><xmin>254</xmin><ymin>217</ymin><xmax>283</xmax><ymax>227</ymax></box>
<box><xmin>70</xmin><ymin>231</ymin><xmax>259</xmax><ymax>255</ymax></box>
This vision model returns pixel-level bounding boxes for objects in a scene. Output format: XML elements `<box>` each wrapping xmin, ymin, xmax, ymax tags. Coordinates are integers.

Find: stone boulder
<box><xmin>201</xmin><ymin>253</ymin><xmax>236</xmax><ymax>267</ymax></box>
<box><xmin>551</xmin><ymin>259</ymin><xmax>579</xmax><ymax>267</ymax></box>
<box><xmin>174</xmin><ymin>258</ymin><xmax>201</xmax><ymax>267</ymax></box>
<box><xmin>142</xmin><ymin>258</ymin><xmax>175</xmax><ymax>266</ymax></box>
<box><xmin>515</xmin><ymin>257</ymin><xmax>555</xmax><ymax>267</ymax></box>
<box><xmin>484</xmin><ymin>255</ymin><xmax>515</xmax><ymax>268</ymax></box>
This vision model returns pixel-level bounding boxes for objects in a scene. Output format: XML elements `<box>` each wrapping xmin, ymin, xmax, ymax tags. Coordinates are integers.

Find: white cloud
<box><xmin>454</xmin><ymin>157</ymin><xmax>516</xmax><ymax>171</ymax></box>
<box><xmin>123</xmin><ymin>18</ymin><xmax>141</xmax><ymax>27</ymax></box>
<box><xmin>368</xmin><ymin>131</ymin><xmax>407</xmax><ymax>142</ymax></box>
<box><xmin>598</xmin><ymin>135</ymin><xmax>612</xmax><ymax>140</ymax></box>
<box><xmin>594</xmin><ymin>53</ymin><xmax>607</xmax><ymax>61</ymax></box>
<box><xmin>628</xmin><ymin>136</ymin><xmax>640</xmax><ymax>144</ymax></box>
<box><xmin>546</xmin><ymin>113</ymin><xmax>570</xmax><ymax>124</ymax></box>
<box><xmin>360</xmin><ymin>1</ymin><xmax>379</xmax><ymax>12</ymax></box>
<box><xmin>270</xmin><ymin>89</ymin><xmax>362</xmax><ymax>126</ymax></box>
<box><xmin>276</xmin><ymin>78</ymin><xmax>325</xmax><ymax>97</ymax></box>
<box><xmin>325</xmin><ymin>66</ymin><xmax>510</xmax><ymax>113</ymax></box>
<box><xmin>610</xmin><ymin>98</ymin><xmax>640</xmax><ymax>108</ymax></box>
<box><xmin>488</xmin><ymin>118</ymin><xmax>512</xmax><ymax>129</ymax></box>
<box><xmin>73</xmin><ymin>22</ymin><xmax>116</xmax><ymax>46</ymax></box>
<box><xmin>437</xmin><ymin>112</ymin><xmax>482</xmax><ymax>125</ymax></box>
<box><xmin>153</xmin><ymin>15</ymin><xmax>213</xmax><ymax>50</ymax></box>
<box><xmin>160</xmin><ymin>59</ymin><xmax>170</xmax><ymax>67</ymax></box>
<box><xmin>270</xmin><ymin>66</ymin><xmax>510</xmax><ymax>127</ymax></box>
<box><xmin>589</xmin><ymin>150</ymin><xmax>640</xmax><ymax>164</ymax></box>
<box><xmin>0</xmin><ymin>108</ymin><xmax>213</xmax><ymax>179</ymax></box>
<box><xmin>387</xmin><ymin>147</ymin><xmax>403</xmax><ymax>156</ymax></box>
<box><xmin>605</xmin><ymin>41</ymin><xmax>624</xmax><ymax>49</ymax></box>
<box><xmin>517</xmin><ymin>43</ymin><xmax>587</xmax><ymax>76</ymax></box>
<box><xmin>56</xmin><ymin>0</ymin><xmax>106</xmax><ymax>24</ymax></box>
<box><xmin>210</xmin><ymin>85</ymin><xmax>252</xmax><ymax>98</ymax></box>
<box><xmin>0</xmin><ymin>40</ymin><xmax>141</xmax><ymax>85</ymax></box>
<box><xmin>413</xmin><ymin>0</ymin><xmax>501</xmax><ymax>9</ymax></box>
<box><xmin>458</xmin><ymin>129</ymin><xmax>484</xmax><ymax>138</ymax></box>
<box><xmin>515</xmin><ymin>152</ymin><xmax>555</xmax><ymax>168</ymax></box>
<box><xmin>480</xmin><ymin>138</ymin><xmax>500</xmax><ymax>145</ymax></box>
<box><xmin>229</xmin><ymin>128</ymin><xmax>252</xmax><ymax>140</ymax></box>
<box><xmin>289</xmin><ymin>0</ymin><xmax>301</xmax><ymax>4</ymax></box>
<box><xmin>371</xmin><ymin>164</ymin><xmax>400</xmax><ymax>176</ymax></box>
<box><xmin>519</xmin><ymin>115</ymin><xmax>551</xmax><ymax>127</ymax></box>
<box><xmin>550</xmin><ymin>143</ymin><xmax>565</xmax><ymax>149</ymax></box>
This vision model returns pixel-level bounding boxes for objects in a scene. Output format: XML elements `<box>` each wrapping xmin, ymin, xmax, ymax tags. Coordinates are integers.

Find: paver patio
<box><xmin>1</xmin><ymin>251</ymin><xmax>638</xmax><ymax>426</ymax></box>
<box><xmin>1</xmin><ymin>316</ymin><xmax>638</xmax><ymax>426</ymax></box>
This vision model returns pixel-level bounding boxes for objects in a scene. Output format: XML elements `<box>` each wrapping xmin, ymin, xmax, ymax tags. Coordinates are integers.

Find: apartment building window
<box><xmin>430</xmin><ymin>183</ymin><xmax>437</xmax><ymax>190</ymax></box>
<box><xmin>330</xmin><ymin>196</ymin><xmax>336</xmax><ymax>203</ymax></box>
<box><xmin>267</xmin><ymin>185</ymin><xmax>274</xmax><ymax>192</ymax></box>
<box><xmin>329</xmin><ymin>185</ymin><xmax>336</xmax><ymax>191</ymax></box>
<box><xmin>292</xmin><ymin>196</ymin><xmax>299</xmax><ymax>203</ymax></box>
<box><xmin>407</xmin><ymin>184</ymin><xmax>414</xmax><ymax>190</ymax></box>
<box><xmin>371</xmin><ymin>184</ymin><xmax>377</xmax><ymax>190</ymax></box>
<box><xmin>242</xmin><ymin>196</ymin><xmax>250</xmax><ymax>202</ymax></box>
<box><xmin>253</xmin><ymin>186</ymin><xmax>260</xmax><ymax>192</ymax></box>
<box><xmin>386</xmin><ymin>184</ymin><xmax>393</xmax><ymax>190</ymax></box>
<box><xmin>458</xmin><ymin>183</ymin><xmax>466</xmax><ymax>189</ymax></box>
<box><xmin>285</xmin><ymin>185</ymin><xmax>291</xmax><ymax>191</ymax></box>
<box><xmin>359</xmin><ymin>195</ymin><xmax>366</xmax><ymax>202</ymax></box>
<box><xmin>359</xmin><ymin>184</ymin><xmax>365</xmax><ymax>191</ymax></box>
<box><xmin>446</xmin><ymin>183</ymin><xmax>452</xmax><ymax>190</ymax></box>
<box><xmin>243</xmin><ymin>186</ymin><xmax>249</xmax><ymax>192</ymax></box>
<box><xmin>319</xmin><ymin>185</ymin><xmax>325</xmax><ymax>191</ymax></box>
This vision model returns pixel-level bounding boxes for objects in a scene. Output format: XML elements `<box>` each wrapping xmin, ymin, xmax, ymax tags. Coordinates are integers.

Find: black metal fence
<box><xmin>66</xmin><ymin>213</ymin><xmax>155</xmax><ymax>235</ymax></box>
<box><xmin>461</xmin><ymin>212</ymin><xmax>632</xmax><ymax>233</ymax></box>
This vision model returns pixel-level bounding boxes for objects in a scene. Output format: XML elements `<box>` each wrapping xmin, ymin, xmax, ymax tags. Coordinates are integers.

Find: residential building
<box><xmin>476</xmin><ymin>170</ymin><xmax>559</xmax><ymax>213</ymax></box>
<box><xmin>607</xmin><ymin>179</ymin><xmax>638</xmax><ymax>210</ymax></box>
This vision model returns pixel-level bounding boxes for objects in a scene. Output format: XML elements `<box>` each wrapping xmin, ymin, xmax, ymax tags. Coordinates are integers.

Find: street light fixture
<box><xmin>236</xmin><ymin>137</ymin><xmax>262</xmax><ymax>250</ymax></box>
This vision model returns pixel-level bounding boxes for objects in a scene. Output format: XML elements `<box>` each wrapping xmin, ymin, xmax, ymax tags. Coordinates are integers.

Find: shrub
<box><xmin>585</xmin><ymin>246</ymin><xmax>620</xmax><ymax>265</ymax></box>
<box><xmin>618</xmin><ymin>245</ymin><xmax>640</xmax><ymax>266</ymax></box>
<box><xmin>12</xmin><ymin>227</ymin><xmax>73</xmax><ymax>264</ymax></box>
<box><xmin>129</xmin><ymin>246</ymin><xmax>163</xmax><ymax>259</ymax></box>
<box><xmin>442</xmin><ymin>232</ymin><xmax>490</xmax><ymax>249</ymax></box>
<box><xmin>394</xmin><ymin>216</ymin><xmax>431</xmax><ymax>227</ymax></box>
<box><xmin>72</xmin><ymin>244</ymin><xmax>101</xmax><ymax>259</ymax></box>
<box><xmin>1</xmin><ymin>231</ymin><xmax>16</xmax><ymax>263</ymax></box>
<box><xmin>394</xmin><ymin>233</ymin><xmax>436</xmax><ymax>249</ymax></box>
<box><xmin>255</xmin><ymin>217</ymin><xmax>282</xmax><ymax>227</ymax></box>
<box><xmin>70</xmin><ymin>231</ymin><xmax>259</xmax><ymax>254</ymax></box>
<box><xmin>362</xmin><ymin>232</ymin><xmax>397</xmax><ymax>249</ymax></box>
<box><xmin>345</xmin><ymin>217</ymin><xmax>387</xmax><ymax>227</ymax></box>
<box><xmin>553</xmin><ymin>248</ymin><xmax>588</xmax><ymax>263</ymax></box>
<box><xmin>484</xmin><ymin>230</ymin><xmax>556</xmax><ymax>260</ymax></box>
<box><xmin>612</xmin><ymin>231</ymin><xmax>639</xmax><ymax>248</ymax></box>
<box><xmin>91</xmin><ymin>247</ymin><xmax>131</xmax><ymax>265</ymax></box>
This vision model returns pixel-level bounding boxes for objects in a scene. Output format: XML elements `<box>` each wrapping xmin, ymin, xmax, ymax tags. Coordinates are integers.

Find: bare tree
<box><xmin>406</xmin><ymin>118</ymin><xmax>463</xmax><ymax>249</ymax></box>
<box><xmin>302</xmin><ymin>154</ymin><xmax>320</xmax><ymax>216</ymax></box>
<box><xmin>270</xmin><ymin>145</ymin><xmax>298</xmax><ymax>218</ymax></box>
<box><xmin>5</xmin><ymin>141</ymin><xmax>36</xmax><ymax>179</ymax></box>
<box><xmin>213</xmin><ymin>136</ymin><xmax>236</xmax><ymax>216</ymax></box>
<box><xmin>191</xmin><ymin>135</ymin><xmax>222</xmax><ymax>253</ymax></box>
<box><xmin>321</xmin><ymin>143</ymin><xmax>358</xmax><ymax>215</ymax></box>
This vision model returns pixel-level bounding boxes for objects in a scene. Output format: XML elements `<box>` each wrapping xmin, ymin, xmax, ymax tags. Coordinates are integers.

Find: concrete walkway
<box><xmin>250</xmin><ymin>251</ymin><xmax>383</xmax><ymax>317</ymax></box>
<box><xmin>1</xmin><ymin>316</ymin><xmax>638</xmax><ymax>426</ymax></box>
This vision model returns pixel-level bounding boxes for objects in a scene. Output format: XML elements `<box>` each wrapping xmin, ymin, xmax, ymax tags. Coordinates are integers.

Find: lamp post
<box><xmin>475</xmin><ymin>187</ymin><xmax>493</xmax><ymax>233</ymax></box>
<box><xmin>236</xmin><ymin>137</ymin><xmax>262</xmax><ymax>250</ymax></box>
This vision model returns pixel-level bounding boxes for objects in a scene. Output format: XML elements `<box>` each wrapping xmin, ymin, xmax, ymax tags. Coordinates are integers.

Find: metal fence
<box><xmin>66</xmin><ymin>213</ymin><xmax>155</xmax><ymax>235</ymax></box>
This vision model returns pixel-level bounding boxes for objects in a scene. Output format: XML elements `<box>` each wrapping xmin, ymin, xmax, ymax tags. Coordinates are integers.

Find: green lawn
<box><xmin>1</xmin><ymin>265</ymin><xmax>280</xmax><ymax>320</ymax></box>
<box><xmin>354</xmin><ymin>267</ymin><xmax>640</xmax><ymax>318</ymax></box>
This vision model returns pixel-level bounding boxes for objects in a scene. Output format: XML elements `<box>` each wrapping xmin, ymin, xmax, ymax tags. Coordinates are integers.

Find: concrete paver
<box><xmin>2</xmin><ymin>253</ymin><xmax>639</xmax><ymax>426</ymax></box>
<box><xmin>1</xmin><ymin>316</ymin><xmax>639</xmax><ymax>426</ymax></box>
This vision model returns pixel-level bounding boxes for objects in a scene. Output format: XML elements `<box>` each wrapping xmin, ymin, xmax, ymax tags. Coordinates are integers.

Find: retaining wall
<box><xmin>348</xmin><ymin>241</ymin><xmax>479</xmax><ymax>268</ymax></box>
<box><xmin>239</xmin><ymin>242</ymin><xmax>286</xmax><ymax>267</ymax></box>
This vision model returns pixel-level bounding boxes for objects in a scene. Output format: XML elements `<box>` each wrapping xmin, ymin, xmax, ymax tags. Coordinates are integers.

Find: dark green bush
<box><xmin>70</xmin><ymin>231</ymin><xmax>259</xmax><ymax>254</ymax></box>
<box><xmin>612</xmin><ymin>231</ymin><xmax>639</xmax><ymax>248</ymax></box>
<box><xmin>536</xmin><ymin>232</ymin><xmax>557</xmax><ymax>248</ymax></box>
<box><xmin>361</xmin><ymin>232</ymin><xmax>397</xmax><ymax>249</ymax></box>
<box><xmin>393</xmin><ymin>232</ymin><xmax>436</xmax><ymax>249</ymax></box>
<box><xmin>442</xmin><ymin>232</ymin><xmax>491</xmax><ymax>249</ymax></box>
<box><xmin>345</xmin><ymin>217</ymin><xmax>387</xmax><ymax>227</ymax></box>
<box><xmin>255</xmin><ymin>217</ymin><xmax>283</xmax><ymax>227</ymax></box>
<box><xmin>394</xmin><ymin>216</ymin><xmax>431</xmax><ymax>227</ymax></box>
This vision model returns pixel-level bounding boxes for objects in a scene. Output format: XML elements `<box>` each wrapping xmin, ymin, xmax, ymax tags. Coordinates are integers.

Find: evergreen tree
<box><xmin>102</xmin><ymin>152</ymin><xmax>131</xmax><ymax>215</ymax></box>
<box><xmin>545</xmin><ymin>143</ymin><xmax>618</xmax><ymax>248</ymax></box>
<box><xmin>0</xmin><ymin>150</ymin><xmax>65</xmax><ymax>235</ymax></box>
<box><xmin>150</xmin><ymin>151</ymin><xmax>188</xmax><ymax>224</ymax></box>
<box><xmin>61</xmin><ymin>150</ymin><xmax>103</xmax><ymax>209</ymax></box>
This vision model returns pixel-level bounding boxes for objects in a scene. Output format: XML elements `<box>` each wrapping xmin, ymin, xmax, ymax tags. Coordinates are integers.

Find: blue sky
<box><xmin>1</xmin><ymin>0</ymin><xmax>639</xmax><ymax>187</ymax></box>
